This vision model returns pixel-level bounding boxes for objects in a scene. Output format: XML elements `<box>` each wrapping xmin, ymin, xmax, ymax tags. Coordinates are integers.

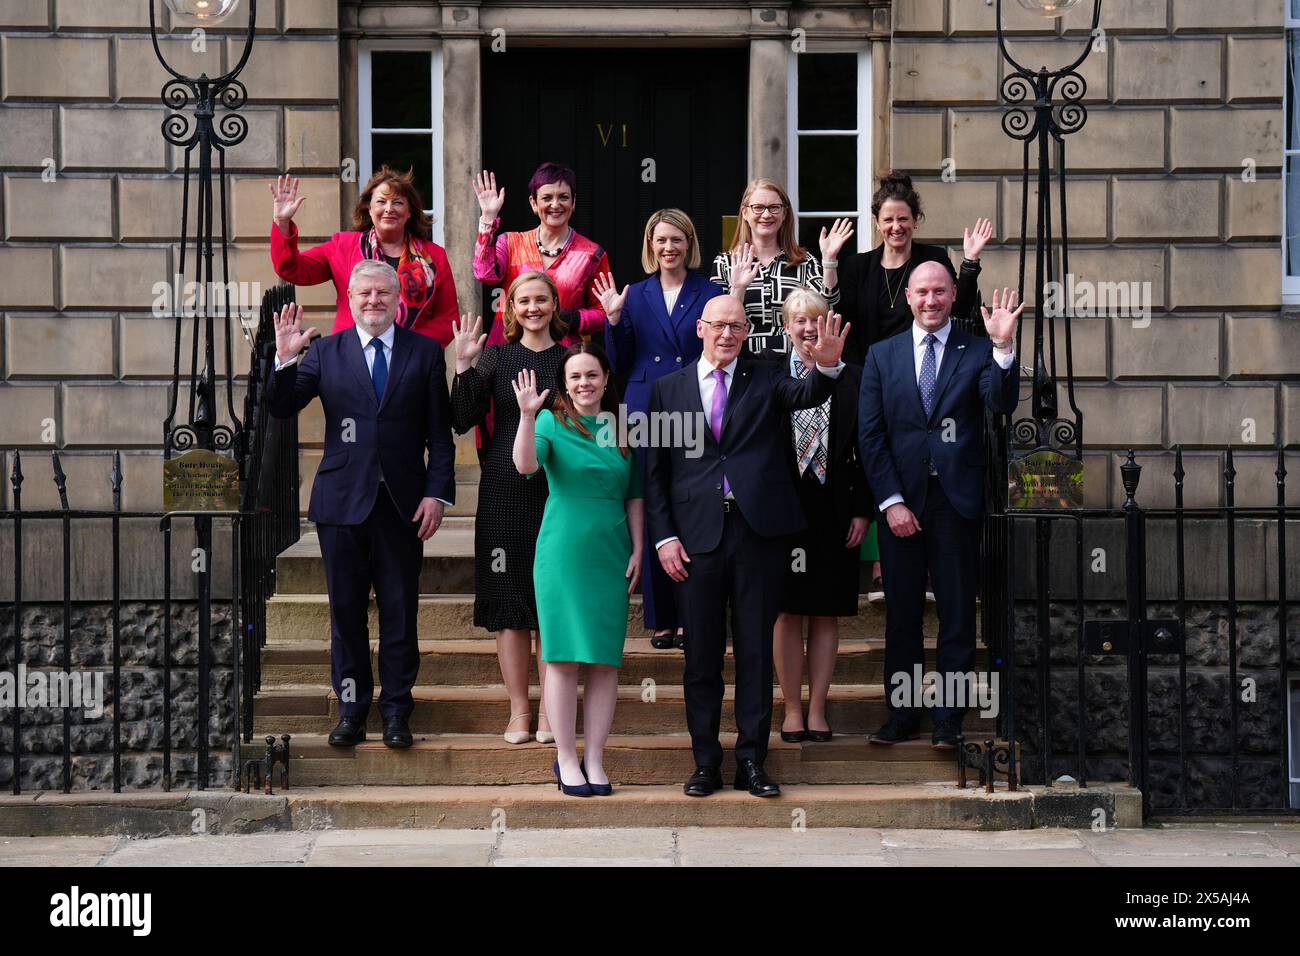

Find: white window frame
<box><xmin>786</xmin><ymin>46</ymin><xmax>873</xmax><ymax>256</ymax></box>
<box><xmin>358</xmin><ymin>41</ymin><xmax>445</xmax><ymax>246</ymax></box>
<box><xmin>1284</xmin><ymin>13</ymin><xmax>1300</xmax><ymax>304</ymax></box>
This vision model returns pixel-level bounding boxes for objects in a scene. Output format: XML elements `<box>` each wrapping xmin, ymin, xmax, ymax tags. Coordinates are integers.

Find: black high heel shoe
<box><xmin>580</xmin><ymin>760</ymin><xmax>613</xmax><ymax>796</ymax></box>
<box><xmin>780</xmin><ymin>728</ymin><xmax>807</xmax><ymax>743</ymax></box>
<box><xmin>650</xmin><ymin>630</ymin><xmax>674</xmax><ymax>650</ymax></box>
<box><xmin>553</xmin><ymin>760</ymin><xmax>593</xmax><ymax>797</ymax></box>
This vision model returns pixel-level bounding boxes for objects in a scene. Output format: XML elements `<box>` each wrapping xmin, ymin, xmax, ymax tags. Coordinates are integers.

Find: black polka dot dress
<box><xmin>450</xmin><ymin>342</ymin><xmax>565</xmax><ymax>631</ymax></box>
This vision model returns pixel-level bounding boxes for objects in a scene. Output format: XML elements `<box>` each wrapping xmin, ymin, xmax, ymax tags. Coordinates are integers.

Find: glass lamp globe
<box><xmin>164</xmin><ymin>0</ymin><xmax>241</xmax><ymax>24</ymax></box>
<box><xmin>1016</xmin><ymin>0</ymin><xmax>1083</xmax><ymax>16</ymax></box>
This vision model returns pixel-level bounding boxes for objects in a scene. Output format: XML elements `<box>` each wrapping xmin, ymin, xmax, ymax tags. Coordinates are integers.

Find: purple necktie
<box><xmin>711</xmin><ymin>368</ymin><xmax>731</xmax><ymax>496</ymax></box>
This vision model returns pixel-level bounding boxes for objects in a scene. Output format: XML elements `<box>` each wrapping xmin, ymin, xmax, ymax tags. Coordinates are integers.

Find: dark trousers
<box><xmin>877</xmin><ymin>475</ymin><xmax>980</xmax><ymax>725</ymax></box>
<box><xmin>317</xmin><ymin>488</ymin><xmax>423</xmax><ymax>722</ymax></box>
<box><xmin>676</xmin><ymin>508</ymin><xmax>785</xmax><ymax>768</ymax></box>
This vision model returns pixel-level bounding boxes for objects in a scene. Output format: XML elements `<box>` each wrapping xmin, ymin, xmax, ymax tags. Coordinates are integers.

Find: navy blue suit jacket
<box><xmin>605</xmin><ymin>272</ymin><xmax>723</xmax><ymax>416</ymax></box>
<box><xmin>646</xmin><ymin>356</ymin><xmax>837</xmax><ymax>554</ymax></box>
<box><xmin>857</xmin><ymin>324</ymin><xmax>1019</xmax><ymax>521</ymax></box>
<box><xmin>268</xmin><ymin>324</ymin><xmax>457</xmax><ymax>525</ymax></box>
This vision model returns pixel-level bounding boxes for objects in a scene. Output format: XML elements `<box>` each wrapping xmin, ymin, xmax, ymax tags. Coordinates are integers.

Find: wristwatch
<box><xmin>991</xmin><ymin>338</ymin><xmax>1014</xmax><ymax>349</ymax></box>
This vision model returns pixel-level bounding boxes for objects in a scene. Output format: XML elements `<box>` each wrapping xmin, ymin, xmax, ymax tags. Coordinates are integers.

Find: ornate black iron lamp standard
<box><xmin>998</xmin><ymin>0</ymin><xmax>1100</xmax><ymax>467</ymax></box>
<box><xmin>149</xmin><ymin>0</ymin><xmax>257</xmax><ymax>789</ymax></box>
<box><xmin>990</xmin><ymin>0</ymin><xmax>1102</xmax><ymax>795</ymax></box>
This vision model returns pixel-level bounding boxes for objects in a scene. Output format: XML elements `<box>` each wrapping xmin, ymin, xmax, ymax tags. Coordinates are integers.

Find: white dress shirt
<box><xmin>276</xmin><ymin>324</ymin><xmax>451</xmax><ymax>509</ymax></box>
<box><xmin>655</xmin><ymin>353</ymin><xmax>845</xmax><ymax>550</ymax></box>
<box><xmin>876</xmin><ymin>320</ymin><xmax>1015</xmax><ymax>513</ymax></box>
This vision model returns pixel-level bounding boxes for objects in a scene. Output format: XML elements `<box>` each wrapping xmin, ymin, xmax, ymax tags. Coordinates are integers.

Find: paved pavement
<box><xmin>2</xmin><ymin>824</ymin><xmax>1298</xmax><ymax>866</ymax></box>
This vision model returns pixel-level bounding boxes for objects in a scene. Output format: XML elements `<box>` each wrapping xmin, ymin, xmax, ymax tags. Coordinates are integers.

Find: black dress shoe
<box><xmin>931</xmin><ymin>718</ymin><xmax>962</xmax><ymax>750</ymax></box>
<box><xmin>805</xmin><ymin>726</ymin><xmax>833</xmax><ymax>743</ymax></box>
<box><xmin>382</xmin><ymin>717</ymin><xmax>414</xmax><ymax>749</ymax></box>
<box><xmin>684</xmin><ymin>765</ymin><xmax>723</xmax><ymax>797</ymax></box>
<box><xmin>734</xmin><ymin>759</ymin><xmax>780</xmax><ymax>797</ymax></box>
<box><xmin>868</xmin><ymin>717</ymin><xmax>920</xmax><ymax>745</ymax></box>
<box><xmin>780</xmin><ymin>728</ymin><xmax>807</xmax><ymax>743</ymax></box>
<box><xmin>327</xmin><ymin>716</ymin><xmax>366</xmax><ymax>747</ymax></box>
<box><xmin>650</xmin><ymin>631</ymin><xmax>675</xmax><ymax>650</ymax></box>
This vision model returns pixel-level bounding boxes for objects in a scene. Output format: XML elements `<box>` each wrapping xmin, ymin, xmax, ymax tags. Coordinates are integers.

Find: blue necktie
<box><xmin>919</xmin><ymin>332</ymin><xmax>937</xmax><ymax>417</ymax></box>
<box><xmin>371</xmin><ymin>338</ymin><xmax>388</xmax><ymax>402</ymax></box>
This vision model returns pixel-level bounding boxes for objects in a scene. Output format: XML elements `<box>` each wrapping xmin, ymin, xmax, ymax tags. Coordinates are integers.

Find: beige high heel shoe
<box><xmin>503</xmin><ymin>713</ymin><xmax>533</xmax><ymax>745</ymax></box>
<box><xmin>535</xmin><ymin>711</ymin><xmax>555</xmax><ymax>745</ymax></box>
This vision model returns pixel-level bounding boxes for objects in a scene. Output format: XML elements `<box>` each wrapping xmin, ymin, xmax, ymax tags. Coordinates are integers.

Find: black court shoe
<box><xmin>650</xmin><ymin>630</ymin><xmax>675</xmax><ymax>649</ymax></box>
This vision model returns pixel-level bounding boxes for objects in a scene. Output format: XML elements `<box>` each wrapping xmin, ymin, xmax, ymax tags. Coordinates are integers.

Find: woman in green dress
<box><xmin>512</xmin><ymin>343</ymin><xmax>644</xmax><ymax>796</ymax></box>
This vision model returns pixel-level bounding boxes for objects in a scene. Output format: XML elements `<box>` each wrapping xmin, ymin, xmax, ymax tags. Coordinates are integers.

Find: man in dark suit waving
<box><xmin>858</xmin><ymin>261</ymin><xmax>1022</xmax><ymax>748</ymax></box>
<box><xmin>269</xmin><ymin>260</ymin><xmax>456</xmax><ymax>749</ymax></box>
<box><xmin>646</xmin><ymin>295</ymin><xmax>849</xmax><ymax>797</ymax></box>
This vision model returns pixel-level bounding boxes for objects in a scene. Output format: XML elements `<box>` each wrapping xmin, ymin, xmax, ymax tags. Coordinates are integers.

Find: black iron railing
<box><xmin>980</xmin><ymin>429</ymin><xmax>1299</xmax><ymax>818</ymax></box>
<box><xmin>1</xmin><ymin>286</ymin><xmax>299</xmax><ymax>794</ymax></box>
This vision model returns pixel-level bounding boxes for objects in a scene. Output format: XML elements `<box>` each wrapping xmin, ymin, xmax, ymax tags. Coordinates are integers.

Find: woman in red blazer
<box><xmin>268</xmin><ymin>166</ymin><xmax>459</xmax><ymax>346</ymax></box>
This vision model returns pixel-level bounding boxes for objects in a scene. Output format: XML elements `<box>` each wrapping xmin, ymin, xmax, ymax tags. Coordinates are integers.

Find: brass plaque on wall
<box><xmin>1007</xmin><ymin>450</ymin><xmax>1084</xmax><ymax>510</ymax></box>
<box><xmin>163</xmin><ymin>448</ymin><xmax>240</xmax><ymax>513</ymax></box>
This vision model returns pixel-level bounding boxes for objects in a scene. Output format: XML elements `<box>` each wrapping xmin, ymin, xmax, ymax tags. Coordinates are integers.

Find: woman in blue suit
<box><xmin>595</xmin><ymin>209</ymin><xmax>724</xmax><ymax>649</ymax></box>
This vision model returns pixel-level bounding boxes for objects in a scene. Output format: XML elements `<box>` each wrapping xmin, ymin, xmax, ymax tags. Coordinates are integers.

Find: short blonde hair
<box><xmin>640</xmin><ymin>208</ymin><xmax>701</xmax><ymax>273</ymax></box>
<box><xmin>781</xmin><ymin>287</ymin><xmax>829</xmax><ymax>327</ymax></box>
<box><xmin>502</xmin><ymin>270</ymin><xmax>568</xmax><ymax>343</ymax></box>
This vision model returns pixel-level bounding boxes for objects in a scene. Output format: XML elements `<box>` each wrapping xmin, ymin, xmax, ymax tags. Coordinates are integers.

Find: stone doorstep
<box><xmin>0</xmin><ymin>782</ymin><xmax>1140</xmax><ymax>835</ymax></box>
<box><xmin>0</xmin><ymin>784</ymin><xmax>1141</xmax><ymax>834</ymax></box>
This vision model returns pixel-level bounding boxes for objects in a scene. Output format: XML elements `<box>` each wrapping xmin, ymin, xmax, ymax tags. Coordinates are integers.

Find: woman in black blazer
<box><xmin>836</xmin><ymin>171</ymin><xmax>992</xmax><ymax>597</ymax></box>
<box><xmin>761</xmin><ymin>288</ymin><xmax>872</xmax><ymax>743</ymax></box>
<box><xmin>838</xmin><ymin>171</ymin><xmax>992</xmax><ymax>365</ymax></box>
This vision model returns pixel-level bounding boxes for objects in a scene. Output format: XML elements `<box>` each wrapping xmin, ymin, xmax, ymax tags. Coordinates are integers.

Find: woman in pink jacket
<box><xmin>269</xmin><ymin>166</ymin><xmax>459</xmax><ymax>346</ymax></box>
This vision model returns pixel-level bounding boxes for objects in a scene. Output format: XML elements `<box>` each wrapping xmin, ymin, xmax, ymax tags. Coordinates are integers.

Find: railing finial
<box><xmin>1120</xmin><ymin>449</ymin><xmax>1141</xmax><ymax>507</ymax></box>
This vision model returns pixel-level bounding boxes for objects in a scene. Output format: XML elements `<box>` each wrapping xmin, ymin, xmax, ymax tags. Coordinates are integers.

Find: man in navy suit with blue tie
<box><xmin>269</xmin><ymin>260</ymin><xmax>456</xmax><ymax>749</ymax></box>
<box><xmin>858</xmin><ymin>261</ymin><xmax>1022</xmax><ymax>748</ymax></box>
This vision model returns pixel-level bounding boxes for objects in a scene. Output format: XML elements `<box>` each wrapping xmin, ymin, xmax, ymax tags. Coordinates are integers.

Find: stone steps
<box><xmin>252</xmin><ymin>682</ymin><xmax>999</xmax><ymax>736</ymax></box>
<box><xmin>250</xmin><ymin>517</ymin><xmax>1021</xmax><ymax>826</ymax></box>
<box><xmin>251</xmin><ymin>732</ymin><xmax>966</xmax><ymax>787</ymax></box>
<box><xmin>255</xmin><ymin>637</ymin><xmax>985</xmax><ymax>687</ymax></box>
<box><xmin>263</xmin><ymin>593</ymin><xmax>944</xmax><ymax>643</ymax></box>
<box><xmin>273</xmin><ymin>530</ymin><xmax>893</xmax><ymax>596</ymax></box>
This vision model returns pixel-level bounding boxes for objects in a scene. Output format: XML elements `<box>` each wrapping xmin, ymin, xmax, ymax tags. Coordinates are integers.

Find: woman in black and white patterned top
<box><xmin>709</xmin><ymin>178</ymin><xmax>853</xmax><ymax>355</ymax></box>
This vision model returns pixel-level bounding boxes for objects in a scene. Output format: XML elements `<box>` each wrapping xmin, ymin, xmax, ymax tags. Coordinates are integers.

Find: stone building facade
<box><xmin>0</xmin><ymin>1</ymin><xmax>1297</xmax><ymax>796</ymax></box>
<box><xmin>0</xmin><ymin>0</ymin><xmax>1295</xmax><ymax>523</ymax></box>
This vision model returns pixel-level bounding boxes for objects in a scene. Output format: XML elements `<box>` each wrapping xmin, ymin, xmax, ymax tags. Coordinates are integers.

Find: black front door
<box><xmin>481</xmin><ymin>47</ymin><xmax>748</xmax><ymax>307</ymax></box>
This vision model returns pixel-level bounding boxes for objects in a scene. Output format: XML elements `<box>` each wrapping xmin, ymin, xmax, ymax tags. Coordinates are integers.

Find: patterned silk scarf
<box><xmin>791</xmin><ymin>356</ymin><xmax>830</xmax><ymax>484</ymax></box>
<box><xmin>363</xmin><ymin>227</ymin><xmax>436</xmax><ymax>329</ymax></box>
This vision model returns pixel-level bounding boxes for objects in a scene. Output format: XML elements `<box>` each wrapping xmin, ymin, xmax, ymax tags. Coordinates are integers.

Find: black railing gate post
<box><xmin>1119</xmin><ymin>452</ymin><xmax>1149</xmax><ymax>815</ymax></box>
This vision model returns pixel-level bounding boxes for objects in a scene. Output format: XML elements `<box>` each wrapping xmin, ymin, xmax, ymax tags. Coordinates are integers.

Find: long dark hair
<box><xmin>551</xmin><ymin>342</ymin><xmax>628</xmax><ymax>457</ymax></box>
<box><xmin>871</xmin><ymin>169</ymin><xmax>925</xmax><ymax>222</ymax></box>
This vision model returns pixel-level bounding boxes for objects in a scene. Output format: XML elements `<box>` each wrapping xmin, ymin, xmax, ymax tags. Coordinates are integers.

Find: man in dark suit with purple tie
<box><xmin>268</xmin><ymin>260</ymin><xmax>456</xmax><ymax>749</ymax></box>
<box><xmin>645</xmin><ymin>295</ymin><xmax>849</xmax><ymax>798</ymax></box>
